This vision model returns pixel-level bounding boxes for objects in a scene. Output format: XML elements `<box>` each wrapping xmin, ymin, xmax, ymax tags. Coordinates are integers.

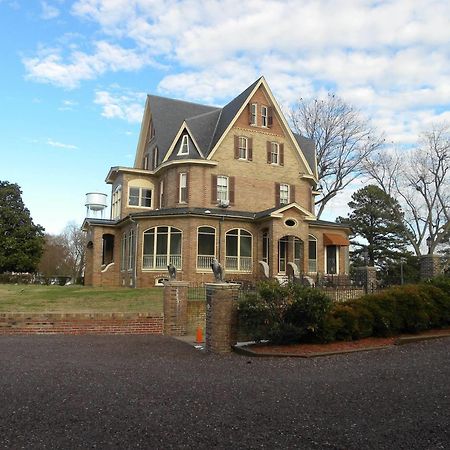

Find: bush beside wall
<box><xmin>238</xmin><ymin>278</ymin><xmax>450</xmax><ymax>345</ymax></box>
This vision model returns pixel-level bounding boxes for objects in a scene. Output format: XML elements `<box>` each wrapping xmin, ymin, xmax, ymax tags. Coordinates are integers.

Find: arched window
<box><xmin>225</xmin><ymin>229</ymin><xmax>252</xmax><ymax>272</ymax></box>
<box><xmin>197</xmin><ymin>226</ymin><xmax>216</xmax><ymax>269</ymax></box>
<box><xmin>308</xmin><ymin>234</ymin><xmax>317</xmax><ymax>273</ymax></box>
<box><xmin>143</xmin><ymin>226</ymin><xmax>182</xmax><ymax>269</ymax></box>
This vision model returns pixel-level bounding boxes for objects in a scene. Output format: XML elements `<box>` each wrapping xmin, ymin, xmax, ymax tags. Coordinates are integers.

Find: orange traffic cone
<box><xmin>195</xmin><ymin>326</ymin><xmax>204</xmax><ymax>343</ymax></box>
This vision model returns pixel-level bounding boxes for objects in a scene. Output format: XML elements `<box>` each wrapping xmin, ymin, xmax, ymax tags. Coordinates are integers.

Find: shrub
<box><xmin>237</xmin><ymin>282</ymin><xmax>332</xmax><ymax>344</ymax></box>
<box><xmin>329</xmin><ymin>302</ymin><xmax>374</xmax><ymax>341</ymax></box>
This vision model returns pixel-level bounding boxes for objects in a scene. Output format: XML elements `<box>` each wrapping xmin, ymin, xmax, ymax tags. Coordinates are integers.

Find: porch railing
<box><xmin>197</xmin><ymin>255</ymin><xmax>215</xmax><ymax>270</ymax></box>
<box><xmin>225</xmin><ymin>256</ymin><xmax>252</xmax><ymax>272</ymax></box>
<box><xmin>142</xmin><ymin>254</ymin><xmax>182</xmax><ymax>269</ymax></box>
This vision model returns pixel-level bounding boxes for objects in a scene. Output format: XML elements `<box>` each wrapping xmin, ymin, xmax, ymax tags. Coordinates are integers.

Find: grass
<box><xmin>0</xmin><ymin>284</ymin><xmax>163</xmax><ymax>314</ymax></box>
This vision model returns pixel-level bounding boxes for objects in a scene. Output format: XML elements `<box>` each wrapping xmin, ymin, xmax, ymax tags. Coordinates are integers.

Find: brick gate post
<box><xmin>355</xmin><ymin>266</ymin><xmax>377</xmax><ymax>293</ymax></box>
<box><xmin>205</xmin><ymin>283</ymin><xmax>240</xmax><ymax>353</ymax></box>
<box><xmin>163</xmin><ymin>281</ymin><xmax>189</xmax><ymax>336</ymax></box>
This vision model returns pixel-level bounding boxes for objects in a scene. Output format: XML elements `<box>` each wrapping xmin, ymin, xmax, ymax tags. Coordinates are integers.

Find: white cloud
<box><xmin>40</xmin><ymin>1</ymin><xmax>60</xmax><ymax>20</ymax></box>
<box><xmin>23</xmin><ymin>41</ymin><xmax>151</xmax><ymax>89</ymax></box>
<box><xmin>94</xmin><ymin>88</ymin><xmax>146</xmax><ymax>123</ymax></box>
<box><xmin>21</xmin><ymin>0</ymin><xmax>450</xmax><ymax>145</ymax></box>
<box><xmin>47</xmin><ymin>138</ymin><xmax>78</xmax><ymax>149</ymax></box>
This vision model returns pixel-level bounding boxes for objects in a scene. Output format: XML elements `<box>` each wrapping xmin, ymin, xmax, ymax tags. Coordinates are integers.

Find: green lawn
<box><xmin>0</xmin><ymin>284</ymin><xmax>163</xmax><ymax>313</ymax></box>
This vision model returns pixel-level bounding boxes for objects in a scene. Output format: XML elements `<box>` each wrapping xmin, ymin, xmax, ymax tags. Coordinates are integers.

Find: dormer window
<box><xmin>178</xmin><ymin>135</ymin><xmax>189</xmax><ymax>155</ymax></box>
<box><xmin>152</xmin><ymin>147</ymin><xmax>159</xmax><ymax>169</ymax></box>
<box><xmin>261</xmin><ymin>105</ymin><xmax>268</xmax><ymax>127</ymax></box>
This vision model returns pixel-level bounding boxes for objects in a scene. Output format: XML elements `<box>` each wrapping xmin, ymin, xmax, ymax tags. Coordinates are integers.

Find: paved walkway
<box><xmin>0</xmin><ymin>335</ymin><xmax>449</xmax><ymax>449</ymax></box>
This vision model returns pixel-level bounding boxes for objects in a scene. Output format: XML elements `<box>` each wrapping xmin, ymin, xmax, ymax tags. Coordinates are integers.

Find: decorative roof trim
<box><xmin>268</xmin><ymin>202</ymin><xmax>316</xmax><ymax>220</ymax></box>
<box><xmin>105</xmin><ymin>166</ymin><xmax>154</xmax><ymax>184</ymax></box>
<box><xmin>153</xmin><ymin>159</ymin><xmax>217</xmax><ymax>174</ymax></box>
<box><xmin>162</xmin><ymin>122</ymin><xmax>203</xmax><ymax>163</ymax></box>
<box><xmin>206</xmin><ymin>77</ymin><xmax>315</xmax><ymax>177</ymax></box>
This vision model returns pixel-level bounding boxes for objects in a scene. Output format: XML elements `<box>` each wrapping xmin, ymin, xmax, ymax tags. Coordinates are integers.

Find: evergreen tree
<box><xmin>0</xmin><ymin>181</ymin><xmax>45</xmax><ymax>273</ymax></box>
<box><xmin>338</xmin><ymin>185</ymin><xmax>416</xmax><ymax>282</ymax></box>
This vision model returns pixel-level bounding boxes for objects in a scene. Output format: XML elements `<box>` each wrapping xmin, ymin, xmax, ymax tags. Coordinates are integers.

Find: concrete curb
<box><xmin>233</xmin><ymin>332</ymin><xmax>450</xmax><ymax>358</ymax></box>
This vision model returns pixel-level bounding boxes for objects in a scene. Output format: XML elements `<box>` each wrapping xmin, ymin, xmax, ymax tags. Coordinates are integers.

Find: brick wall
<box><xmin>0</xmin><ymin>312</ymin><xmax>163</xmax><ymax>335</ymax></box>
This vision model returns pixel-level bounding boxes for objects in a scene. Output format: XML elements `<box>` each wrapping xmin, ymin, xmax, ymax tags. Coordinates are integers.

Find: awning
<box><xmin>323</xmin><ymin>233</ymin><xmax>349</xmax><ymax>246</ymax></box>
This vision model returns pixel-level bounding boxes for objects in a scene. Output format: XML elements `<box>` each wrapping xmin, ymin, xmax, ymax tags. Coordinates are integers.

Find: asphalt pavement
<box><xmin>0</xmin><ymin>335</ymin><xmax>449</xmax><ymax>449</ymax></box>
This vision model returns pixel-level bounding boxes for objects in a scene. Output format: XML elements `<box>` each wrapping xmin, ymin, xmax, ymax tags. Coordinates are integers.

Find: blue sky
<box><xmin>1</xmin><ymin>0</ymin><xmax>449</xmax><ymax>234</ymax></box>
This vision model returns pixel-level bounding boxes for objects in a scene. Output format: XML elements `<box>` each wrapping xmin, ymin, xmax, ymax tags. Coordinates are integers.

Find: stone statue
<box><xmin>167</xmin><ymin>263</ymin><xmax>177</xmax><ymax>280</ymax></box>
<box><xmin>211</xmin><ymin>258</ymin><xmax>225</xmax><ymax>282</ymax></box>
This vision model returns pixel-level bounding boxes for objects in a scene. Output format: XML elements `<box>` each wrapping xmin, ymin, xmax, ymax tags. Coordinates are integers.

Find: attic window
<box><xmin>250</xmin><ymin>103</ymin><xmax>257</xmax><ymax>126</ymax></box>
<box><xmin>178</xmin><ymin>135</ymin><xmax>189</xmax><ymax>155</ymax></box>
<box><xmin>261</xmin><ymin>105</ymin><xmax>268</xmax><ymax>127</ymax></box>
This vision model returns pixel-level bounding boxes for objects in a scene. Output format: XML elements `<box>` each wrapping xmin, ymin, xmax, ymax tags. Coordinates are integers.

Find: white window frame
<box><xmin>250</xmin><ymin>103</ymin><xmax>257</xmax><ymax>126</ymax></box>
<box><xmin>308</xmin><ymin>235</ymin><xmax>317</xmax><ymax>273</ymax></box>
<box><xmin>153</xmin><ymin>147</ymin><xmax>159</xmax><ymax>169</ymax></box>
<box><xmin>179</xmin><ymin>172</ymin><xmax>187</xmax><ymax>203</ymax></box>
<box><xmin>143</xmin><ymin>155</ymin><xmax>149</xmax><ymax>170</ymax></box>
<box><xmin>128</xmin><ymin>186</ymin><xmax>152</xmax><ymax>208</ymax></box>
<box><xmin>196</xmin><ymin>226</ymin><xmax>216</xmax><ymax>271</ymax></box>
<box><xmin>261</xmin><ymin>105</ymin><xmax>268</xmax><ymax>127</ymax></box>
<box><xmin>178</xmin><ymin>135</ymin><xmax>189</xmax><ymax>155</ymax></box>
<box><xmin>159</xmin><ymin>180</ymin><xmax>164</xmax><ymax>208</ymax></box>
<box><xmin>280</xmin><ymin>183</ymin><xmax>290</xmax><ymax>205</ymax></box>
<box><xmin>127</xmin><ymin>229</ymin><xmax>135</xmax><ymax>272</ymax></box>
<box><xmin>142</xmin><ymin>226</ymin><xmax>183</xmax><ymax>270</ymax></box>
<box><xmin>112</xmin><ymin>185</ymin><xmax>122</xmax><ymax>220</ymax></box>
<box><xmin>217</xmin><ymin>175</ymin><xmax>229</xmax><ymax>202</ymax></box>
<box><xmin>120</xmin><ymin>233</ymin><xmax>127</xmax><ymax>271</ymax></box>
<box><xmin>271</xmin><ymin>142</ymin><xmax>279</xmax><ymax>165</ymax></box>
<box><xmin>225</xmin><ymin>229</ymin><xmax>253</xmax><ymax>272</ymax></box>
<box><xmin>238</xmin><ymin>137</ymin><xmax>248</xmax><ymax>160</ymax></box>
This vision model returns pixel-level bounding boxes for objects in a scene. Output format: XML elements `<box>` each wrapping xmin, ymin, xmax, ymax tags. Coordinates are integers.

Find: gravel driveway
<box><xmin>0</xmin><ymin>335</ymin><xmax>448</xmax><ymax>449</ymax></box>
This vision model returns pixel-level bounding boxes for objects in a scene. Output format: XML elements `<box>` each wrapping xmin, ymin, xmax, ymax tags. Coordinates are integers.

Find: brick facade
<box><xmin>83</xmin><ymin>78</ymin><xmax>350</xmax><ymax>287</ymax></box>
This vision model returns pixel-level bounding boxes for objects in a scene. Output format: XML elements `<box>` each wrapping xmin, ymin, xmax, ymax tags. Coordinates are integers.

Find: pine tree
<box><xmin>0</xmin><ymin>181</ymin><xmax>45</xmax><ymax>273</ymax></box>
<box><xmin>338</xmin><ymin>185</ymin><xmax>415</xmax><ymax>281</ymax></box>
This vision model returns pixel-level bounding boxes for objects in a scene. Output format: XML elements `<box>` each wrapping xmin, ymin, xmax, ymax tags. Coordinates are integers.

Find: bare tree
<box><xmin>364</xmin><ymin>123</ymin><xmax>450</xmax><ymax>256</ymax></box>
<box><xmin>289</xmin><ymin>93</ymin><xmax>384</xmax><ymax>218</ymax></box>
<box><xmin>63</xmin><ymin>222</ymin><xmax>86</xmax><ymax>281</ymax></box>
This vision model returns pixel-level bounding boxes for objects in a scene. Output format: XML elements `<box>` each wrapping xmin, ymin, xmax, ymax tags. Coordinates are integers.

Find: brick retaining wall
<box><xmin>0</xmin><ymin>313</ymin><xmax>163</xmax><ymax>335</ymax></box>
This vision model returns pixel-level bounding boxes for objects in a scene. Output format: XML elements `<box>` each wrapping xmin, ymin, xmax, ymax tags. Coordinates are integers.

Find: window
<box><xmin>326</xmin><ymin>245</ymin><xmax>339</xmax><ymax>274</ymax></box>
<box><xmin>143</xmin><ymin>155</ymin><xmax>149</xmax><ymax>170</ymax></box>
<box><xmin>178</xmin><ymin>135</ymin><xmax>189</xmax><ymax>155</ymax></box>
<box><xmin>308</xmin><ymin>235</ymin><xmax>317</xmax><ymax>273</ymax></box>
<box><xmin>120</xmin><ymin>230</ymin><xmax>135</xmax><ymax>272</ymax></box>
<box><xmin>197</xmin><ymin>226</ymin><xmax>216</xmax><ymax>269</ymax></box>
<box><xmin>111</xmin><ymin>185</ymin><xmax>122</xmax><ymax>219</ymax></box>
<box><xmin>280</xmin><ymin>184</ymin><xmax>290</xmax><ymax>205</ymax></box>
<box><xmin>261</xmin><ymin>105</ymin><xmax>268</xmax><ymax>127</ymax></box>
<box><xmin>250</xmin><ymin>103</ymin><xmax>257</xmax><ymax>126</ymax></box>
<box><xmin>159</xmin><ymin>180</ymin><xmax>164</xmax><ymax>208</ymax></box>
<box><xmin>179</xmin><ymin>173</ymin><xmax>187</xmax><ymax>203</ymax></box>
<box><xmin>153</xmin><ymin>147</ymin><xmax>159</xmax><ymax>169</ymax></box>
<box><xmin>262</xmin><ymin>231</ymin><xmax>269</xmax><ymax>264</ymax></box>
<box><xmin>143</xmin><ymin>226</ymin><xmax>182</xmax><ymax>270</ymax></box>
<box><xmin>238</xmin><ymin>137</ymin><xmax>248</xmax><ymax>159</ymax></box>
<box><xmin>217</xmin><ymin>175</ymin><xmax>229</xmax><ymax>202</ymax></box>
<box><xmin>128</xmin><ymin>187</ymin><xmax>152</xmax><ymax>208</ymax></box>
<box><xmin>270</xmin><ymin>142</ymin><xmax>279</xmax><ymax>164</ymax></box>
<box><xmin>225</xmin><ymin>229</ymin><xmax>252</xmax><ymax>272</ymax></box>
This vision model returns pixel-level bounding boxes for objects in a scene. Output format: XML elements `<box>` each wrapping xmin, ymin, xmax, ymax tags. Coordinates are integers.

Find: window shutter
<box><xmin>248</xmin><ymin>138</ymin><xmax>253</xmax><ymax>161</ymax></box>
<box><xmin>211</xmin><ymin>174</ymin><xmax>217</xmax><ymax>203</ymax></box>
<box><xmin>185</xmin><ymin>172</ymin><xmax>189</xmax><ymax>203</ymax></box>
<box><xmin>290</xmin><ymin>185</ymin><xmax>295</xmax><ymax>203</ymax></box>
<box><xmin>248</xmin><ymin>104</ymin><xmax>252</xmax><ymax>125</ymax></box>
<box><xmin>161</xmin><ymin>180</ymin><xmax>165</xmax><ymax>208</ymax></box>
<box><xmin>176</xmin><ymin>173</ymin><xmax>180</xmax><ymax>202</ymax></box>
<box><xmin>234</xmin><ymin>135</ymin><xmax>239</xmax><ymax>159</ymax></box>
<box><xmin>275</xmin><ymin>182</ymin><xmax>280</xmax><ymax>207</ymax></box>
<box><xmin>268</xmin><ymin>107</ymin><xmax>273</xmax><ymax>127</ymax></box>
<box><xmin>280</xmin><ymin>143</ymin><xmax>284</xmax><ymax>166</ymax></box>
<box><xmin>267</xmin><ymin>141</ymin><xmax>271</xmax><ymax>163</ymax></box>
<box><xmin>229</xmin><ymin>176</ymin><xmax>235</xmax><ymax>205</ymax></box>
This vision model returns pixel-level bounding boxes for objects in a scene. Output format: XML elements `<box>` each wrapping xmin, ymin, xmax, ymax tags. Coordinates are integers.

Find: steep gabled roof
<box><xmin>148</xmin><ymin>95</ymin><xmax>219</xmax><ymax>165</ymax></box>
<box><xmin>207</xmin><ymin>77</ymin><xmax>261</xmax><ymax>156</ymax></box>
<box><xmin>293</xmin><ymin>133</ymin><xmax>317</xmax><ymax>177</ymax></box>
<box><xmin>185</xmin><ymin>109</ymin><xmax>222</xmax><ymax>154</ymax></box>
